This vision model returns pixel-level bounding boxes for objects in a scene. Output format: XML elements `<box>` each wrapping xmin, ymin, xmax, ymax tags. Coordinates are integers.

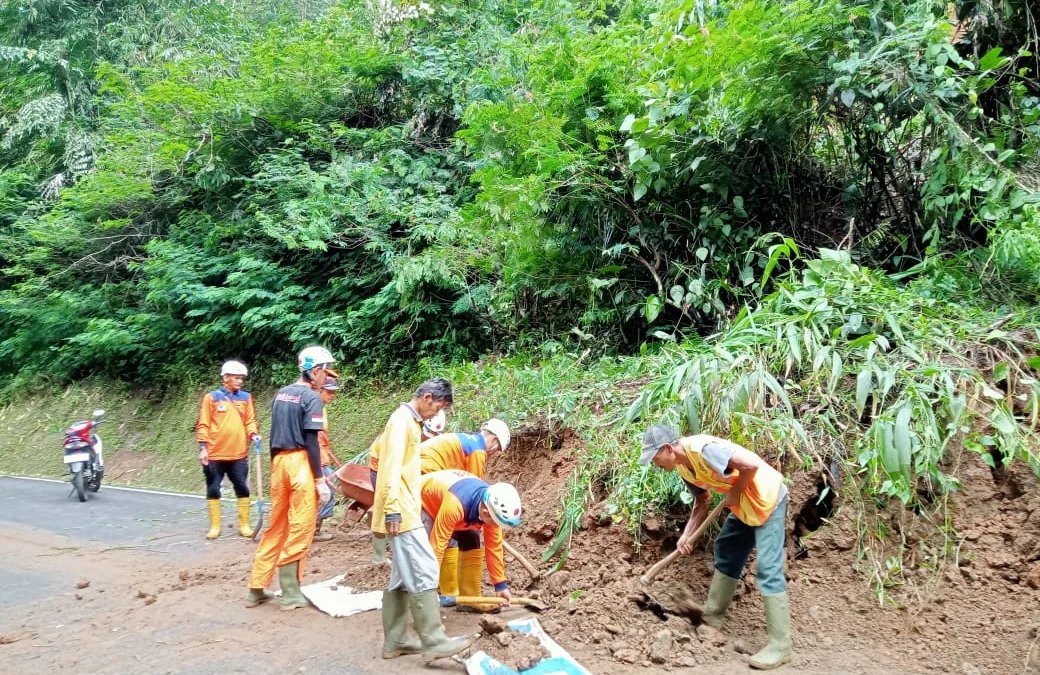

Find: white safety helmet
<box><xmin>482</xmin><ymin>418</ymin><xmax>510</xmax><ymax>451</ymax></box>
<box><xmin>221</xmin><ymin>360</ymin><xmax>248</xmax><ymax>377</ymax></box>
<box><xmin>423</xmin><ymin>410</ymin><xmax>446</xmax><ymax>437</ymax></box>
<box><xmin>297</xmin><ymin>346</ymin><xmax>335</xmax><ymax>372</ymax></box>
<box><xmin>483</xmin><ymin>482</ymin><xmax>522</xmax><ymax>529</ymax></box>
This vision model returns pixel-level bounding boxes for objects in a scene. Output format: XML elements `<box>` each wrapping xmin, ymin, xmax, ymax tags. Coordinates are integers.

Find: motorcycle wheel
<box><xmin>72</xmin><ymin>471</ymin><xmax>86</xmax><ymax>502</ymax></box>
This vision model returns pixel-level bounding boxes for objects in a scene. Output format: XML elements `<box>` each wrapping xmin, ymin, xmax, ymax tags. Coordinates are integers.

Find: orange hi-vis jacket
<box><xmin>678</xmin><ymin>435</ymin><xmax>784</xmax><ymax>527</ymax></box>
<box><xmin>196</xmin><ymin>387</ymin><xmax>258</xmax><ymax>461</ymax></box>
<box><xmin>419</xmin><ymin>432</ymin><xmax>489</xmax><ymax>479</ymax></box>
<box><xmin>421</xmin><ymin>469</ymin><xmax>508</xmax><ymax>591</ymax></box>
<box><xmin>319</xmin><ymin>416</ymin><xmax>331</xmax><ymax>467</ymax></box>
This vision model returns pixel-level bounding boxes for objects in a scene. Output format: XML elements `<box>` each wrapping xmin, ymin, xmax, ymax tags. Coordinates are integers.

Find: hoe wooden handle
<box><xmin>503</xmin><ymin>540</ymin><xmax>540</xmax><ymax>579</ymax></box>
<box><xmin>640</xmin><ymin>500</ymin><xmax>726</xmax><ymax>585</ymax></box>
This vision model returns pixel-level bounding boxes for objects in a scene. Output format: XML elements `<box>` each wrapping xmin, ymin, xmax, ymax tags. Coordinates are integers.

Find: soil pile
<box><xmin>474</xmin><ymin>617</ymin><xmax>551</xmax><ymax>671</ymax></box>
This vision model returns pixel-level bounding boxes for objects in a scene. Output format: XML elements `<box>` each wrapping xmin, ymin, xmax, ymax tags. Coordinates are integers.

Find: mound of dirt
<box><xmin>474</xmin><ymin>618</ymin><xmax>551</xmax><ymax>671</ymax></box>
<box><xmin>483</xmin><ymin>423</ymin><xmax>1040</xmax><ymax>673</ymax></box>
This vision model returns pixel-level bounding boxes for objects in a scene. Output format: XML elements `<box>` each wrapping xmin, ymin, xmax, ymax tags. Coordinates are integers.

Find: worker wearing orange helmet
<box><xmin>245</xmin><ymin>346</ymin><xmax>334</xmax><ymax>610</ymax></box>
<box><xmin>420</xmin><ymin>469</ymin><xmax>521</xmax><ymax>611</ymax></box>
<box><xmin>196</xmin><ymin>360</ymin><xmax>260</xmax><ymax>539</ymax></box>
<box><xmin>419</xmin><ymin>418</ymin><xmax>511</xmax><ymax>603</ymax></box>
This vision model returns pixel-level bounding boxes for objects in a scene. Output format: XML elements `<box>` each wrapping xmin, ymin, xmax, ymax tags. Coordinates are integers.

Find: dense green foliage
<box><xmin>1</xmin><ymin>0</ymin><xmax>1037</xmax><ymax>391</ymax></box>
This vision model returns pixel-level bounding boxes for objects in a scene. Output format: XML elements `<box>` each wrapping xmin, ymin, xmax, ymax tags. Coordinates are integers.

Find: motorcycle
<box><xmin>63</xmin><ymin>409</ymin><xmax>106</xmax><ymax>502</ymax></box>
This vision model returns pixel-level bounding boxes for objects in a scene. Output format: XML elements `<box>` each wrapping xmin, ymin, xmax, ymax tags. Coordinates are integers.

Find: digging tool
<box><xmin>251</xmin><ymin>438</ymin><xmax>264</xmax><ymax>540</ymax></box>
<box><xmin>452</xmin><ymin>596</ymin><xmax>546</xmax><ymax>612</ymax></box>
<box><xmin>503</xmin><ymin>540</ymin><xmax>541</xmax><ymax>580</ymax></box>
<box><xmin>639</xmin><ymin>500</ymin><xmax>726</xmax><ymax>585</ymax></box>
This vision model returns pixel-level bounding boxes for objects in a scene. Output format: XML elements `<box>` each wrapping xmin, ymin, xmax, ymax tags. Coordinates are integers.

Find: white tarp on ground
<box><xmin>465</xmin><ymin>618</ymin><xmax>592</xmax><ymax>675</ymax></box>
<box><xmin>275</xmin><ymin>574</ymin><xmax>383</xmax><ymax>618</ymax></box>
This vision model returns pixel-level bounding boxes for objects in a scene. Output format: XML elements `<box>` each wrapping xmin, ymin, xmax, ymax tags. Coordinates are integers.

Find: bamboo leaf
<box><xmin>856</xmin><ymin>368</ymin><xmax>872</xmax><ymax>418</ymax></box>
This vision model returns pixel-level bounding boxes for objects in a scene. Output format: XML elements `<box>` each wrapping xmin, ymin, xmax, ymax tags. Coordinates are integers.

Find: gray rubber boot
<box><xmin>245</xmin><ymin>588</ymin><xmax>273</xmax><ymax>608</ymax></box>
<box><xmin>749</xmin><ymin>592</ymin><xmax>793</xmax><ymax>670</ymax></box>
<box><xmin>278</xmin><ymin>561</ymin><xmax>312</xmax><ymax>610</ymax></box>
<box><xmin>381</xmin><ymin>590</ymin><xmax>421</xmax><ymax>658</ymax></box>
<box><xmin>703</xmin><ymin>570</ymin><xmax>740</xmax><ymax>628</ymax></box>
<box><xmin>408</xmin><ymin>589</ymin><xmax>473</xmax><ymax>663</ymax></box>
<box><xmin>371</xmin><ymin>533</ymin><xmax>389</xmax><ymax>565</ymax></box>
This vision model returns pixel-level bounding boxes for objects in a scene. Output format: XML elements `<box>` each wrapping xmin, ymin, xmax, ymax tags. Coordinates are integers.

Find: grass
<box><xmin>0</xmin><ymin>378</ymin><xmax>408</xmax><ymax>494</ymax></box>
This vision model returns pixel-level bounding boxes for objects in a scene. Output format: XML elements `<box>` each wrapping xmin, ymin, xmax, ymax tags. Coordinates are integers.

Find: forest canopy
<box><xmin>0</xmin><ymin>0</ymin><xmax>1038</xmax><ymax>390</ymax></box>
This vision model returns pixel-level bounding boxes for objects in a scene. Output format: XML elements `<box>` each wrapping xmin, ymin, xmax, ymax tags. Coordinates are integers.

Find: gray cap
<box><xmin>639</xmin><ymin>423</ymin><xmax>680</xmax><ymax>465</ymax></box>
<box><xmin>322</xmin><ymin>377</ymin><xmax>339</xmax><ymax>391</ymax></box>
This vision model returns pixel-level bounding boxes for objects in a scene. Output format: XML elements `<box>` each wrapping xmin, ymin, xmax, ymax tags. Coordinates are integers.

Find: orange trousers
<box><xmin>248</xmin><ymin>451</ymin><xmax>317</xmax><ymax>589</ymax></box>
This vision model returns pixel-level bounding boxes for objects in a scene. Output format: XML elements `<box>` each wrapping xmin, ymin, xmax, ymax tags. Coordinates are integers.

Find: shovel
<box><xmin>251</xmin><ymin>438</ymin><xmax>265</xmax><ymax>540</ymax></box>
<box><xmin>453</xmin><ymin>596</ymin><xmax>547</xmax><ymax>612</ymax></box>
<box><xmin>640</xmin><ymin>500</ymin><xmax>726</xmax><ymax>585</ymax></box>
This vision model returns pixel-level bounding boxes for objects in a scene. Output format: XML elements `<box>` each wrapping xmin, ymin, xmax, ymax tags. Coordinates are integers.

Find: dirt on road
<box><xmin>3</xmin><ymin>424</ymin><xmax>1039</xmax><ymax>675</ymax></box>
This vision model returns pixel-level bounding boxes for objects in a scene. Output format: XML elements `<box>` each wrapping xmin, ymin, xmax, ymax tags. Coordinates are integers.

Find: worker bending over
<box><xmin>639</xmin><ymin>424</ymin><xmax>791</xmax><ymax>670</ymax></box>
<box><xmin>420</xmin><ymin>469</ymin><xmax>521</xmax><ymax>611</ymax></box>
<box><xmin>419</xmin><ymin>419</ymin><xmax>511</xmax><ymax>600</ymax></box>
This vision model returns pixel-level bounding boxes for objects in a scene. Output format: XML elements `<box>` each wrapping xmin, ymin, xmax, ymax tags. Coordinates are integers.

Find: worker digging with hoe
<box><xmin>639</xmin><ymin>423</ymin><xmax>792</xmax><ymax>670</ymax></box>
<box><xmin>196</xmin><ymin>360</ymin><xmax>261</xmax><ymax>539</ymax></box>
<box><xmin>313</xmin><ymin>371</ymin><xmax>342</xmax><ymax>543</ymax></box>
<box><xmin>371</xmin><ymin>378</ymin><xmax>474</xmax><ymax>663</ymax></box>
<box><xmin>368</xmin><ymin>409</ymin><xmax>446</xmax><ymax>565</ymax></box>
<box><xmin>420</xmin><ymin>469</ymin><xmax>521</xmax><ymax>612</ymax></box>
<box><xmin>245</xmin><ymin>347</ymin><xmax>334</xmax><ymax>610</ymax></box>
<box><xmin>419</xmin><ymin>419</ymin><xmax>511</xmax><ymax>606</ymax></box>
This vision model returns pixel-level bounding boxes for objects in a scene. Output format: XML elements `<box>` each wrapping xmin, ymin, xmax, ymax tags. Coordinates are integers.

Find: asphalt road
<box><xmin>0</xmin><ymin>475</ymin><xmax>210</xmax><ymax>552</ymax></box>
<box><xmin>0</xmin><ymin>476</ymin><xmax>432</xmax><ymax>675</ymax></box>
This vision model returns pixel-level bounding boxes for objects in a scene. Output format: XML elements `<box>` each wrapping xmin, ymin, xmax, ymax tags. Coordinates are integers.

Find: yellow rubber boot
<box><xmin>205</xmin><ymin>499</ymin><xmax>222</xmax><ymax>540</ymax></box>
<box><xmin>237</xmin><ymin>497</ymin><xmax>254</xmax><ymax>538</ymax></box>
<box><xmin>438</xmin><ymin>547</ymin><xmax>460</xmax><ymax>605</ymax></box>
<box><xmin>458</xmin><ymin>548</ymin><xmax>495</xmax><ymax>612</ymax></box>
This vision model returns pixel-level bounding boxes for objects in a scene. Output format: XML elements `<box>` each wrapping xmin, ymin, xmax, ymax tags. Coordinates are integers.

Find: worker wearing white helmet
<box><xmin>418</xmin><ymin>418</ymin><xmax>511</xmax><ymax>607</ymax></box>
<box><xmin>422</xmin><ymin>410</ymin><xmax>446</xmax><ymax>440</ymax></box>
<box><xmin>196</xmin><ymin>360</ymin><xmax>260</xmax><ymax>540</ymax></box>
<box><xmin>420</xmin><ymin>470</ymin><xmax>521</xmax><ymax>612</ymax></box>
<box><xmin>246</xmin><ymin>346</ymin><xmax>335</xmax><ymax>610</ymax></box>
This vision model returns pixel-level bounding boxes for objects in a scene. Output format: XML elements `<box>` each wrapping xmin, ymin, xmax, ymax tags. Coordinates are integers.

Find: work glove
<box><xmin>317</xmin><ymin>480</ymin><xmax>332</xmax><ymax>506</ymax></box>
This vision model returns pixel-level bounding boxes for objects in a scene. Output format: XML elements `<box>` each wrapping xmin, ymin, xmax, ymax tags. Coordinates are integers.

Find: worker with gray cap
<box><xmin>639</xmin><ymin>423</ymin><xmax>791</xmax><ymax>670</ymax></box>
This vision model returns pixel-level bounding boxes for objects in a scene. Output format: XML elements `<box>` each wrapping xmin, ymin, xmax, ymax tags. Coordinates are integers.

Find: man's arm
<box><xmin>196</xmin><ymin>394</ymin><xmax>213</xmax><ymax>465</ymax></box>
<box><xmin>245</xmin><ymin>395</ymin><xmax>260</xmax><ymax>439</ymax></box>
<box><xmin>677</xmin><ymin>489</ymin><xmax>711</xmax><ymax>556</ymax></box>
<box><xmin>483</xmin><ymin>522</ymin><xmax>510</xmax><ymax>602</ymax></box>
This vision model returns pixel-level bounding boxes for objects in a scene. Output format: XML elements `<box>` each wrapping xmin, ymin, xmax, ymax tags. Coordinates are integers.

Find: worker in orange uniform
<box><xmin>196</xmin><ymin>360</ymin><xmax>260</xmax><ymax>540</ymax></box>
<box><xmin>313</xmin><ymin>372</ymin><xmax>341</xmax><ymax>543</ymax></box>
<box><xmin>368</xmin><ymin>408</ymin><xmax>447</xmax><ymax>564</ymax></box>
<box><xmin>245</xmin><ymin>347</ymin><xmax>334</xmax><ymax>610</ymax></box>
<box><xmin>420</xmin><ymin>469</ymin><xmax>521</xmax><ymax>611</ymax></box>
<box><xmin>639</xmin><ymin>425</ymin><xmax>791</xmax><ymax>670</ymax></box>
<box><xmin>419</xmin><ymin>419</ymin><xmax>511</xmax><ymax>602</ymax></box>
<box><xmin>371</xmin><ymin>378</ymin><xmax>473</xmax><ymax>663</ymax></box>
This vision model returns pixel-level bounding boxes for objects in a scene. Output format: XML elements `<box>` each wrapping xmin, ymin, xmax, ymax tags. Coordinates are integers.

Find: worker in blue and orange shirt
<box><xmin>245</xmin><ymin>347</ymin><xmax>334</xmax><ymax>610</ymax></box>
<box><xmin>420</xmin><ymin>469</ymin><xmax>521</xmax><ymax>612</ymax></box>
<box><xmin>419</xmin><ymin>418</ymin><xmax>510</xmax><ymax>601</ymax></box>
<box><xmin>639</xmin><ymin>425</ymin><xmax>791</xmax><ymax>670</ymax></box>
<box><xmin>196</xmin><ymin>360</ymin><xmax>260</xmax><ymax>540</ymax></box>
